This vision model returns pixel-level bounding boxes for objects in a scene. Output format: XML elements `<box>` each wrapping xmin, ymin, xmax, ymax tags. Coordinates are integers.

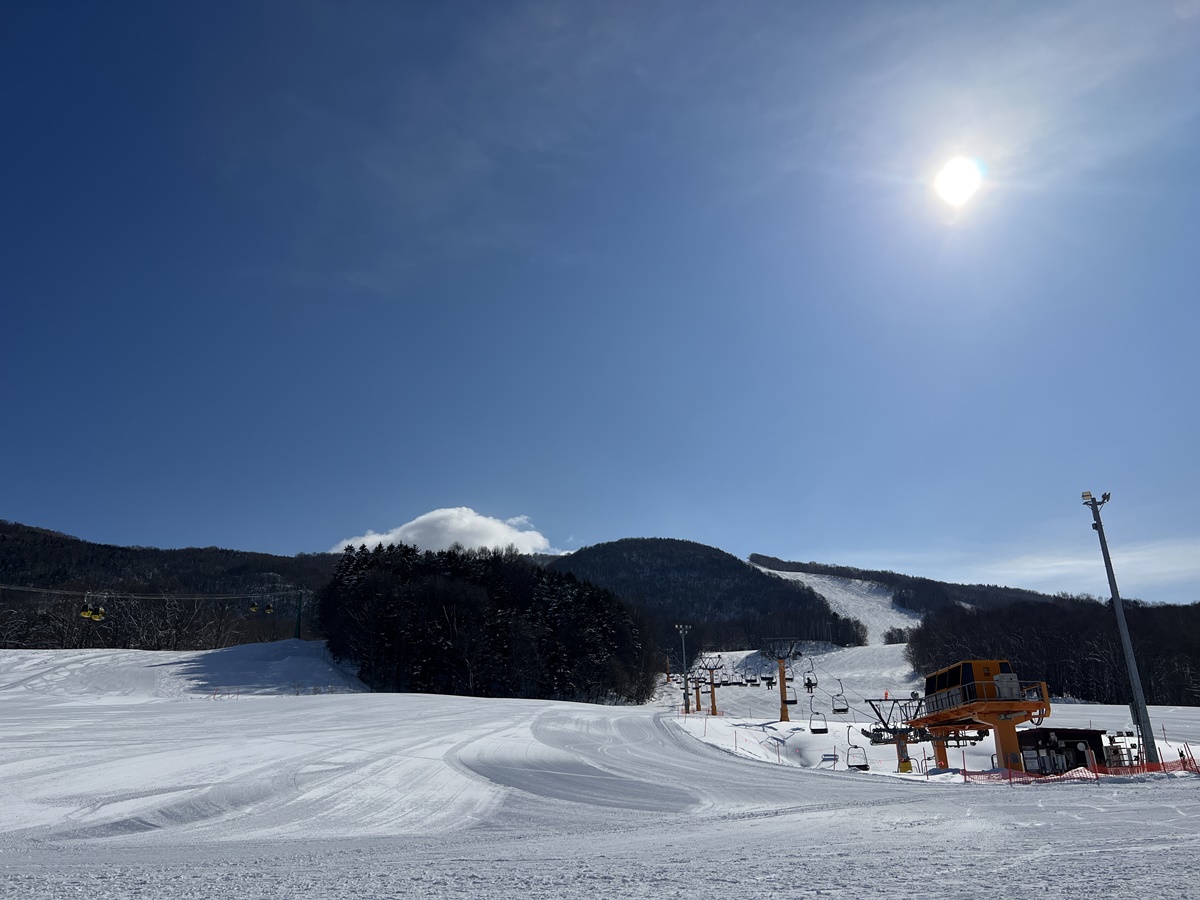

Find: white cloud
<box><xmin>330</xmin><ymin>508</ymin><xmax>561</xmax><ymax>555</ymax></box>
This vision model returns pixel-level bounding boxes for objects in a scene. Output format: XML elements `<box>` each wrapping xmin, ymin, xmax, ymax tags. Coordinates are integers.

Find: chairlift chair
<box><xmin>784</xmin><ymin>686</ymin><xmax>798</xmax><ymax>706</ymax></box>
<box><xmin>845</xmin><ymin>726</ymin><xmax>870</xmax><ymax>770</ymax></box>
<box><xmin>802</xmin><ymin>659</ymin><xmax>818</xmax><ymax>694</ymax></box>
<box><xmin>809</xmin><ymin>697</ymin><xmax>828</xmax><ymax>735</ymax></box>
<box><xmin>832</xmin><ymin>679</ymin><xmax>849</xmax><ymax>715</ymax></box>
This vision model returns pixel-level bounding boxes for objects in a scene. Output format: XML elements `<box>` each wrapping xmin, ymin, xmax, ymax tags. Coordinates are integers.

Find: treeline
<box><xmin>550</xmin><ymin>538</ymin><xmax>867</xmax><ymax>658</ymax></box>
<box><xmin>906</xmin><ymin>595</ymin><xmax>1200</xmax><ymax>706</ymax></box>
<box><xmin>0</xmin><ymin>520</ymin><xmax>334</xmax><ymax>596</ymax></box>
<box><xmin>317</xmin><ymin>543</ymin><xmax>657</xmax><ymax>703</ymax></box>
<box><xmin>0</xmin><ymin>521</ymin><xmax>331</xmax><ymax>650</ymax></box>
<box><xmin>750</xmin><ymin>553</ymin><xmax>1057</xmax><ymax>613</ymax></box>
<box><xmin>0</xmin><ymin>591</ymin><xmax>299</xmax><ymax>651</ymax></box>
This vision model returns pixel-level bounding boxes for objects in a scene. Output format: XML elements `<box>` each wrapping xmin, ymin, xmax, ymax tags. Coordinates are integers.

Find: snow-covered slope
<box><xmin>3</xmin><ymin>641</ymin><xmax>1199</xmax><ymax>898</ymax></box>
<box><xmin>759</xmin><ymin>566</ymin><xmax>922</xmax><ymax>645</ymax></box>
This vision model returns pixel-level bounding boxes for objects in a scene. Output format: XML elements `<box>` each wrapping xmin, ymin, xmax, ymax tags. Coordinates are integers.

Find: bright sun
<box><xmin>934</xmin><ymin>157</ymin><xmax>982</xmax><ymax>207</ymax></box>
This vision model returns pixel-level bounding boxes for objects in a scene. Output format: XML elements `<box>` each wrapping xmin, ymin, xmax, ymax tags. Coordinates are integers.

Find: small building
<box><xmin>1017</xmin><ymin>727</ymin><xmax>1107</xmax><ymax>775</ymax></box>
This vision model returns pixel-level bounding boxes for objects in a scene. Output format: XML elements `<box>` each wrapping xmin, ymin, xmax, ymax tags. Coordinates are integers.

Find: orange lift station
<box><xmin>903</xmin><ymin>660</ymin><xmax>1051</xmax><ymax>772</ymax></box>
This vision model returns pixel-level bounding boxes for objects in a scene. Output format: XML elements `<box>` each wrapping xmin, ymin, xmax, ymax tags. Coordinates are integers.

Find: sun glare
<box><xmin>934</xmin><ymin>157</ymin><xmax>982</xmax><ymax>207</ymax></box>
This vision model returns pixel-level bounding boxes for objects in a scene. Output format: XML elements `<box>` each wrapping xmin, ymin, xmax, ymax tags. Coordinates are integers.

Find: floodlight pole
<box><xmin>1082</xmin><ymin>492</ymin><xmax>1159</xmax><ymax>764</ymax></box>
<box><xmin>294</xmin><ymin>590</ymin><xmax>305</xmax><ymax>640</ymax></box>
<box><xmin>676</xmin><ymin>624</ymin><xmax>691</xmax><ymax>714</ymax></box>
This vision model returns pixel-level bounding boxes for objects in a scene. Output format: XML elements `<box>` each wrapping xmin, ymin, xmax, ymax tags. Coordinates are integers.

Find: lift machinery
<box><xmin>901</xmin><ymin>659</ymin><xmax>1050</xmax><ymax>772</ymax></box>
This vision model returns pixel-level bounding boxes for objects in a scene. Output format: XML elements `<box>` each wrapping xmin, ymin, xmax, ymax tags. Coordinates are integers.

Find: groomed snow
<box><xmin>3</xmin><ymin>640</ymin><xmax>1199</xmax><ymax>898</ymax></box>
<box><xmin>756</xmin><ymin>566</ymin><xmax>922</xmax><ymax>645</ymax></box>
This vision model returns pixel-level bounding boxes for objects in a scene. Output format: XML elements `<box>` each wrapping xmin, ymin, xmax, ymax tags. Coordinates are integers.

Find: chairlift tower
<box><xmin>761</xmin><ymin>639</ymin><xmax>800</xmax><ymax>722</ymax></box>
<box><xmin>862</xmin><ymin>696</ymin><xmax>927</xmax><ymax>772</ymax></box>
<box><xmin>1082</xmin><ymin>492</ymin><xmax>1159</xmax><ymax>764</ymax></box>
<box><xmin>698</xmin><ymin>654</ymin><xmax>723</xmax><ymax>716</ymax></box>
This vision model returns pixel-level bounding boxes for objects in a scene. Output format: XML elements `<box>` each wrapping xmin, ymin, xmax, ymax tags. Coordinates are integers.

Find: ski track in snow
<box><xmin>2</xmin><ymin>641</ymin><xmax>1199</xmax><ymax>898</ymax></box>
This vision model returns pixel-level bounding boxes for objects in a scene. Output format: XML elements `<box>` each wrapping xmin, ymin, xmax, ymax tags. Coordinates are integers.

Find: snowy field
<box><xmin>3</xmin><ymin>640</ymin><xmax>1199</xmax><ymax>898</ymax></box>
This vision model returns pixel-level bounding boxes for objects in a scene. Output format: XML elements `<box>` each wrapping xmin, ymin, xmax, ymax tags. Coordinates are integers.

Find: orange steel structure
<box><xmin>902</xmin><ymin>660</ymin><xmax>1050</xmax><ymax>771</ymax></box>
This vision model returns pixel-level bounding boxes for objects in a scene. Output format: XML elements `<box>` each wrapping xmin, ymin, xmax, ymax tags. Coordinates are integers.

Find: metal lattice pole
<box><xmin>676</xmin><ymin>624</ymin><xmax>691</xmax><ymax>714</ymax></box>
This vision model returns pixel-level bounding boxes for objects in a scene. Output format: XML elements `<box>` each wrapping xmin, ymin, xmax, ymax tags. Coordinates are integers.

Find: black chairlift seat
<box><xmin>784</xmin><ymin>687</ymin><xmax>798</xmax><ymax>706</ymax></box>
<box><xmin>846</xmin><ymin>726</ymin><xmax>869</xmax><ymax>770</ymax></box>
<box><xmin>832</xmin><ymin>679</ymin><xmax>849</xmax><ymax>714</ymax></box>
<box><xmin>809</xmin><ymin>697</ymin><xmax>828</xmax><ymax>734</ymax></box>
<box><xmin>802</xmin><ymin>659</ymin><xmax>818</xmax><ymax>688</ymax></box>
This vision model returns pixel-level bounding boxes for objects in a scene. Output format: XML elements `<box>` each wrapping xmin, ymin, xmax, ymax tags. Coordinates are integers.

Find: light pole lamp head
<box><xmin>1081</xmin><ymin>491</ymin><xmax>1093</xmax><ymax>502</ymax></box>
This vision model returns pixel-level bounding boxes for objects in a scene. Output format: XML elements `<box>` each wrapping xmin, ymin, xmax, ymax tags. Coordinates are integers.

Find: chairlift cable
<box><xmin>0</xmin><ymin>583</ymin><xmax>303</xmax><ymax>603</ymax></box>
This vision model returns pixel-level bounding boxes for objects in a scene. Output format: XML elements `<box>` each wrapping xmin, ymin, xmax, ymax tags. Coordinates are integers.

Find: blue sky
<box><xmin>4</xmin><ymin>2</ymin><xmax>1199</xmax><ymax>603</ymax></box>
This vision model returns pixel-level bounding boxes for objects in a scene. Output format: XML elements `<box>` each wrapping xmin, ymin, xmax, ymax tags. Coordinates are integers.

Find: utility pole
<box><xmin>1082</xmin><ymin>491</ymin><xmax>1159</xmax><ymax>764</ymax></box>
<box><xmin>676</xmin><ymin>624</ymin><xmax>691</xmax><ymax>714</ymax></box>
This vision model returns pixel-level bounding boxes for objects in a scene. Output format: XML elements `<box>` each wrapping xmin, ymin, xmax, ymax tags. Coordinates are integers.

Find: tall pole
<box><xmin>293</xmin><ymin>590</ymin><xmax>305</xmax><ymax>640</ymax></box>
<box><xmin>777</xmin><ymin>658</ymin><xmax>789</xmax><ymax>723</ymax></box>
<box><xmin>761</xmin><ymin>639</ymin><xmax>799</xmax><ymax>724</ymax></box>
<box><xmin>676</xmin><ymin>624</ymin><xmax>691</xmax><ymax>714</ymax></box>
<box><xmin>1082</xmin><ymin>492</ymin><xmax>1159</xmax><ymax>764</ymax></box>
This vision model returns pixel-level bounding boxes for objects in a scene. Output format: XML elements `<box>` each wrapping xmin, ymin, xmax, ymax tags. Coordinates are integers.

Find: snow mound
<box><xmin>0</xmin><ymin>639</ymin><xmax>365</xmax><ymax>704</ymax></box>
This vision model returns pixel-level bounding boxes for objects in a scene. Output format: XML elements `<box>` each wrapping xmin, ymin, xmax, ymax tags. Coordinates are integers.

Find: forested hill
<box><xmin>749</xmin><ymin>553</ymin><xmax>1059</xmax><ymax>613</ymax></box>
<box><xmin>907</xmin><ymin>598</ymin><xmax>1200</xmax><ymax>707</ymax></box>
<box><xmin>0</xmin><ymin>520</ymin><xmax>336</xmax><ymax>595</ymax></box>
<box><xmin>548</xmin><ymin>538</ymin><xmax>867</xmax><ymax>649</ymax></box>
